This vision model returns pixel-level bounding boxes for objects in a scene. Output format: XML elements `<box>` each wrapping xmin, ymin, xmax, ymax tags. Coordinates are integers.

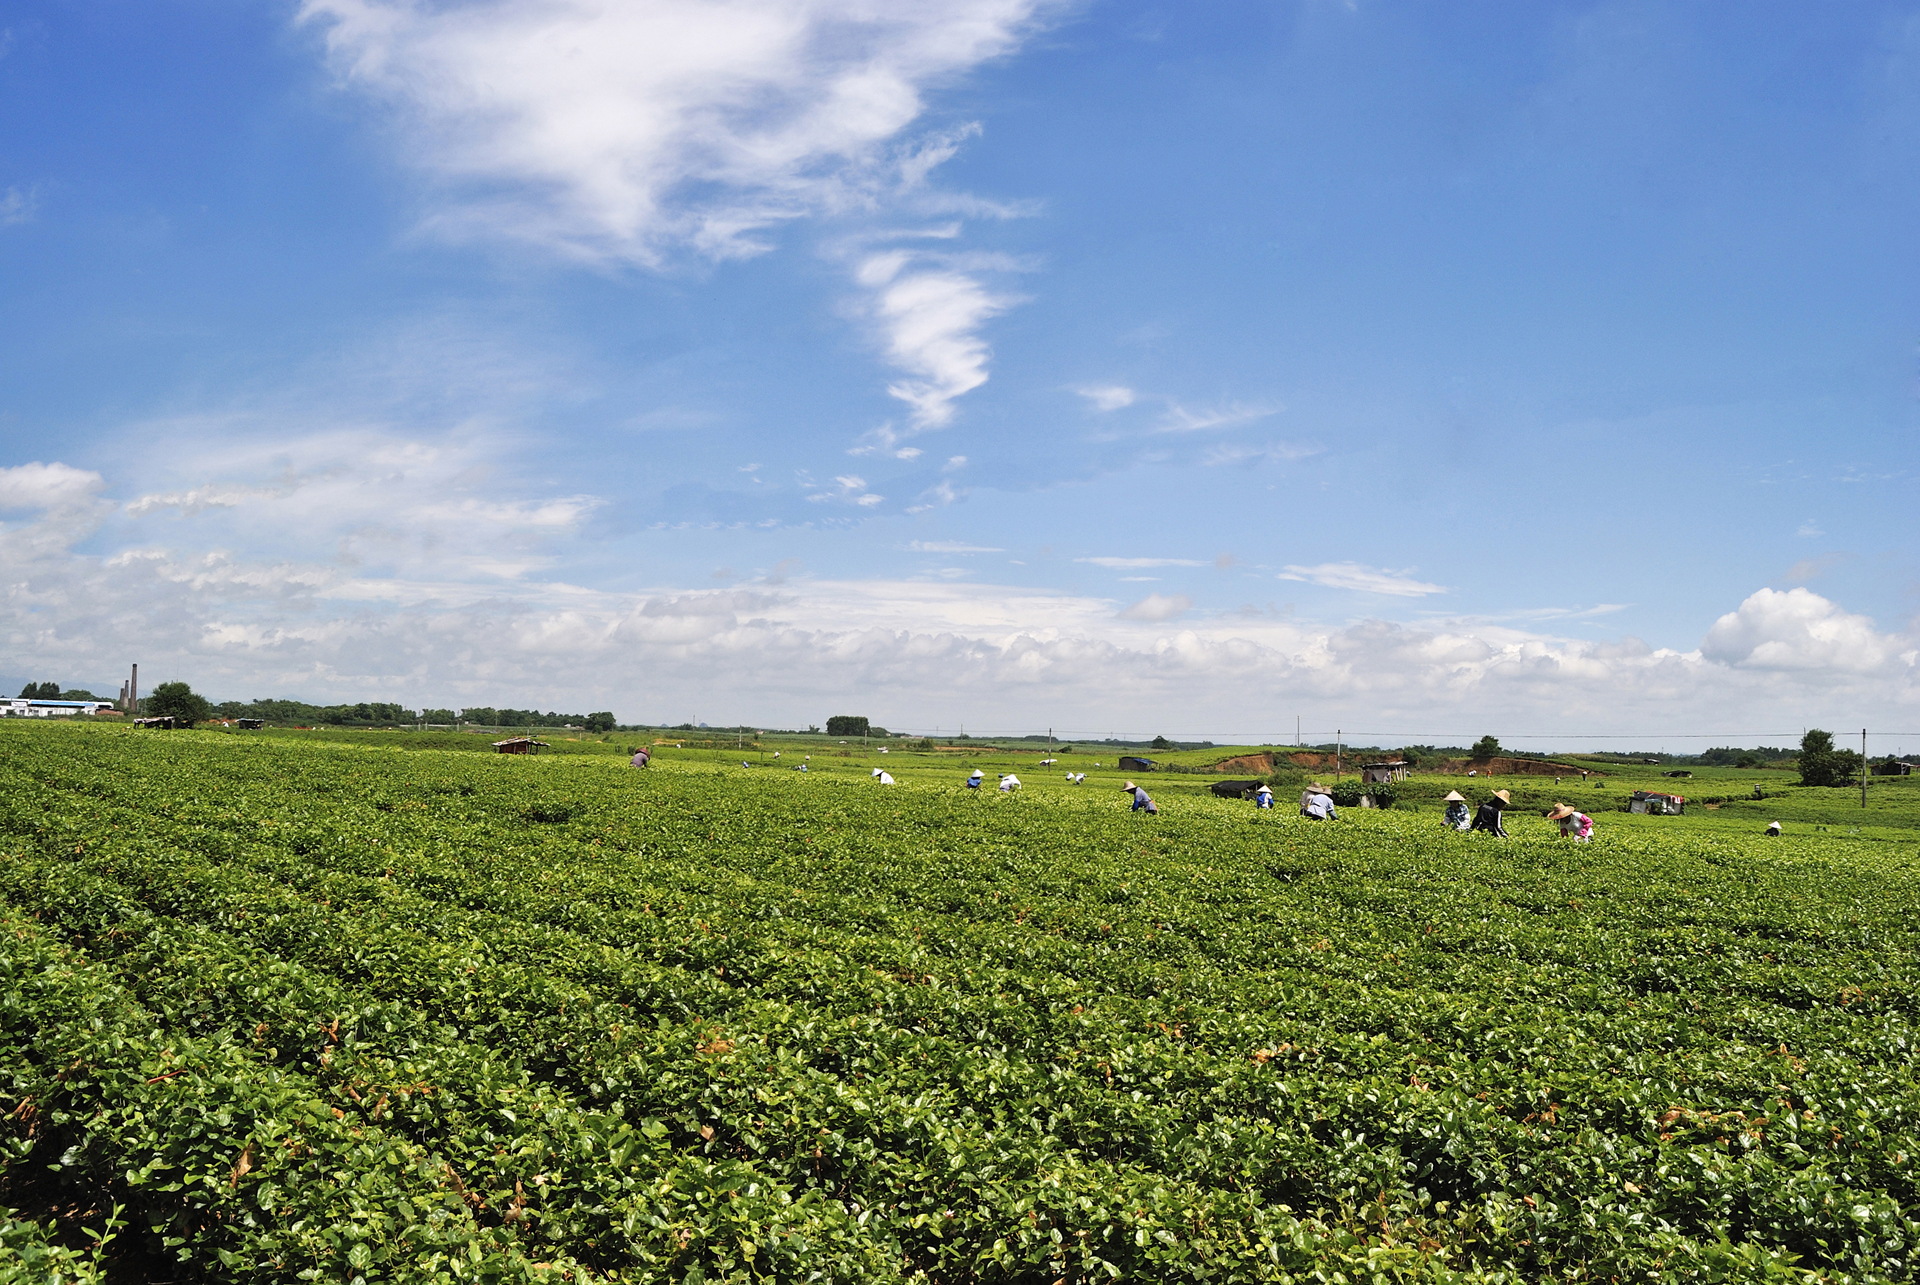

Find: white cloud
<box><xmin>1157</xmin><ymin>401</ymin><xmax>1278</xmax><ymax>433</ymax></box>
<box><xmin>1075</xmin><ymin>384</ymin><xmax>1135</xmax><ymax>412</ymax></box>
<box><xmin>3</xmin><ymin>474</ymin><xmax>1915</xmax><ymax>733</ymax></box>
<box><xmin>1202</xmin><ymin>440</ymin><xmax>1322</xmax><ymax>467</ymax></box>
<box><xmin>1798</xmin><ymin>519</ymin><xmax>1824</xmax><ymax>537</ymax></box>
<box><xmin>0</xmin><ymin>462</ymin><xmax>103</xmax><ymax>510</ymax></box>
<box><xmin>1701</xmin><ymin>587</ymin><xmax>1908</xmax><ymax>674</ymax></box>
<box><xmin>856</xmin><ymin>250</ymin><xmax>1014</xmax><ymax>429</ymax></box>
<box><xmin>1119</xmin><ymin>592</ymin><xmax>1191</xmax><ymax>621</ymax></box>
<box><xmin>1278</xmin><ymin>562</ymin><xmax>1446</xmax><ymax>597</ymax></box>
<box><xmin>300</xmin><ymin>0</ymin><xmax>1054</xmax><ymax>264</ymax></box>
<box><xmin>0</xmin><ymin>185</ymin><xmax>38</xmax><ymax>227</ymax></box>
<box><xmin>807</xmin><ymin>474</ymin><xmax>884</xmax><ymax>506</ymax></box>
<box><xmin>942</xmin><ymin>455</ymin><xmax>967</xmax><ymax>473</ymax></box>
<box><xmin>1076</xmin><ymin>556</ymin><xmax>1206</xmax><ymax>569</ymax></box>
<box><xmin>908</xmin><ymin>540</ymin><xmax>1002</xmax><ymax>553</ymax></box>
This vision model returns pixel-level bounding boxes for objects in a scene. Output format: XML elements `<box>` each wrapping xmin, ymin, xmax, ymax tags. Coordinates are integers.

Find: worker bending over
<box><xmin>1121</xmin><ymin>781</ymin><xmax>1158</xmax><ymax>814</ymax></box>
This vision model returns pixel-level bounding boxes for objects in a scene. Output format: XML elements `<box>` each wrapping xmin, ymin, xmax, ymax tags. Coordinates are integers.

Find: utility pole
<box><xmin>1863</xmin><ymin>728</ymin><xmax>1868</xmax><ymax>809</ymax></box>
<box><xmin>1336</xmin><ymin>729</ymin><xmax>1342</xmax><ymax>779</ymax></box>
<box><xmin>1296</xmin><ymin>715</ymin><xmax>1300</xmax><ymax>747</ymax></box>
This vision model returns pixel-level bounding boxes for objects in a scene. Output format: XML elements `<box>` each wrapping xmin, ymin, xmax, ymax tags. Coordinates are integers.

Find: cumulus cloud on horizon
<box><xmin>4</xmin><ymin>456</ymin><xmax>1914</xmax><ymax>735</ymax></box>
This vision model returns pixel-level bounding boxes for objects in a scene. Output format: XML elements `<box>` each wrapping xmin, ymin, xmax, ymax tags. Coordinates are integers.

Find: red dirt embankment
<box><xmin>1434</xmin><ymin>757</ymin><xmax>1604</xmax><ymax>778</ymax></box>
<box><xmin>1207</xmin><ymin>752</ymin><xmax>1605</xmax><ymax>777</ymax></box>
<box><xmin>1213</xmin><ymin>752</ymin><xmax>1278</xmax><ymax>773</ymax></box>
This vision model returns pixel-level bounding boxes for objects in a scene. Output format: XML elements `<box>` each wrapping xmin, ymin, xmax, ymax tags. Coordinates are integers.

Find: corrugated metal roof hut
<box><xmin>1117</xmin><ymin>756</ymin><xmax>1156</xmax><ymax>772</ymax></box>
<box><xmin>1871</xmin><ymin>760</ymin><xmax>1915</xmax><ymax>776</ymax></box>
<box><xmin>493</xmin><ymin>736</ymin><xmax>550</xmax><ymax>755</ymax></box>
<box><xmin>1360</xmin><ymin>760</ymin><xmax>1410</xmax><ymax>784</ymax></box>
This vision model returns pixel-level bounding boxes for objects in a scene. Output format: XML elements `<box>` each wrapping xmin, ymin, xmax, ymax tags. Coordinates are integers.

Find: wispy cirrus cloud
<box><xmin>300</xmin><ymin>0</ymin><xmax>1059</xmax><ymax>264</ymax></box>
<box><xmin>1201</xmin><ymin>440</ymin><xmax>1322</xmax><ymax>467</ymax></box>
<box><xmin>1076</xmin><ymin>556</ymin><xmax>1207</xmax><ymax>569</ymax></box>
<box><xmin>908</xmin><ymin>539</ymin><xmax>1002</xmax><ymax>553</ymax></box>
<box><xmin>0</xmin><ymin>184</ymin><xmax>38</xmax><ymax>227</ymax></box>
<box><xmin>1279</xmin><ymin>562</ymin><xmax>1446</xmax><ymax>597</ymax></box>
<box><xmin>1075</xmin><ymin>384</ymin><xmax>1136</xmax><ymax>411</ymax></box>
<box><xmin>1156</xmin><ymin>400</ymin><xmax>1278</xmax><ymax>433</ymax></box>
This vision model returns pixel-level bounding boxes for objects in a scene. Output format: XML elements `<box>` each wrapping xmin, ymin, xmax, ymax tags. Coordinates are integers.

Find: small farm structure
<box><xmin>1117</xmin><ymin>756</ymin><xmax>1156</xmax><ymax>772</ymax></box>
<box><xmin>493</xmin><ymin>737</ymin><xmax>550</xmax><ymax>755</ymax></box>
<box><xmin>1360</xmin><ymin>760</ymin><xmax>1410</xmax><ymax>784</ymax></box>
<box><xmin>1872</xmin><ymin>761</ymin><xmax>1916</xmax><ymax>777</ymax></box>
<box><xmin>1209</xmin><ymin>779</ymin><xmax>1265</xmax><ymax>799</ymax></box>
<box><xmin>134</xmin><ymin>716</ymin><xmax>181</xmax><ymax>730</ymax></box>
<box><xmin>1629</xmin><ymin>790</ymin><xmax>1685</xmax><ymax>816</ymax></box>
<box><xmin>236</xmin><ymin>718</ymin><xmax>264</xmax><ymax>729</ymax></box>
<box><xmin>1664</xmin><ymin>770</ymin><xmax>1693</xmax><ymax>779</ymax></box>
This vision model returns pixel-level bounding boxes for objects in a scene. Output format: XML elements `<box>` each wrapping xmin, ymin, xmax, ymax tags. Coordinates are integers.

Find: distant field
<box><xmin>5</xmin><ymin>721</ymin><xmax>1918</xmax><ymax>1281</ymax></box>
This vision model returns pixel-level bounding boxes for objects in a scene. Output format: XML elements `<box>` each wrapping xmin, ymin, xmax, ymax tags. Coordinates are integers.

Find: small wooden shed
<box><xmin>1871</xmin><ymin>760</ymin><xmax>1915</xmax><ymax>777</ymax></box>
<box><xmin>1117</xmin><ymin>756</ymin><xmax>1156</xmax><ymax>772</ymax></box>
<box><xmin>1360</xmin><ymin>760</ymin><xmax>1410</xmax><ymax>784</ymax></box>
<box><xmin>493</xmin><ymin>736</ymin><xmax>550</xmax><ymax>755</ymax></box>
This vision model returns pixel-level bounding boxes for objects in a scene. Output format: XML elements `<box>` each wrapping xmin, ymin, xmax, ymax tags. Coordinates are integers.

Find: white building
<box><xmin>4</xmin><ymin>699</ymin><xmax>113</xmax><ymax>718</ymax></box>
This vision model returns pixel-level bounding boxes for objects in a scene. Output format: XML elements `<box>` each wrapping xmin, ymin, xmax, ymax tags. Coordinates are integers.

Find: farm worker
<box><xmin>1467</xmin><ymin>769</ymin><xmax>1478</xmax><ymax>778</ymax></box>
<box><xmin>872</xmin><ymin>768</ymin><xmax>895</xmax><ymax>785</ymax></box>
<box><xmin>1442</xmin><ymin>790</ymin><xmax>1470</xmax><ymax>831</ymax></box>
<box><xmin>999</xmin><ymin>774</ymin><xmax>1021</xmax><ymax>792</ymax></box>
<box><xmin>772</xmin><ymin>751</ymin><xmax>780</xmax><ymax>759</ymax></box>
<box><xmin>1300</xmin><ymin>784</ymin><xmax>1336</xmax><ymax>821</ymax></box>
<box><xmin>1254</xmin><ymin>784</ymin><xmax>1274</xmax><ymax>809</ymax></box>
<box><xmin>1470</xmin><ymin>790</ymin><xmax>1511</xmax><ymax>837</ymax></box>
<box><xmin>966</xmin><ymin>769</ymin><xmax>983</xmax><ymax>789</ymax></box>
<box><xmin>1122</xmin><ymin>781</ymin><xmax>1158</xmax><ymax>813</ymax></box>
<box><xmin>629</xmin><ymin>749</ymin><xmax>650</xmax><ymax>768</ymax></box>
<box><xmin>1765</xmin><ymin>820</ymin><xmax>1782</xmax><ymax>836</ymax></box>
<box><xmin>795</xmin><ymin>763</ymin><xmax>808</xmax><ymax>772</ymax></box>
<box><xmin>1546</xmin><ymin>803</ymin><xmax>1594</xmax><ymax>841</ymax></box>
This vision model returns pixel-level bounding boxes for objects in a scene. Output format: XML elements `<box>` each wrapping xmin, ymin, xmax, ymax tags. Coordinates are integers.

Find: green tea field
<box><xmin>4</xmin><ymin>722</ymin><xmax>1919</xmax><ymax>1282</ymax></box>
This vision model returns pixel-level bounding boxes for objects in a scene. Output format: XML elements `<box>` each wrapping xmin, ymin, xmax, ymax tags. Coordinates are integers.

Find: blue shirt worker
<box><xmin>1253</xmin><ymin>784</ymin><xmax>1274</xmax><ymax>809</ymax></box>
<box><xmin>1442</xmin><ymin>790</ymin><xmax>1470</xmax><ymax>831</ymax></box>
<box><xmin>966</xmin><ymin>769</ymin><xmax>983</xmax><ymax>789</ymax></box>
<box><xmin>1299</xmin><ymin>785</ymin><xmax>1337</xmax><ymax>820</ymax></box>
<box><xmin>1122</xmin><ymin>781</ymin><xmax>1158</xmax><ymax>813</ymax></box>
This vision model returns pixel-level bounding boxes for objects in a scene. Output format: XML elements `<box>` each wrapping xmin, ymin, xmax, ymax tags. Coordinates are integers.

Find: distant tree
<box><xmin>1470</xmin><ymin>735</ymin><xmax>1501</xmax><ymax>759</ymax></box>
<box><xmin>807</xmin><ymin>724</ymin><xmax>820</xmax><ymax>734</ymax></box>
<box><xmin>17</xmin><ymin>681</ymin><xmax>59</xmax><ymax>699</ymax></box>
<box><xmin>1797</xmin><ymin>729</ymin><xmax>1863</xmax><ymax>787</ymax></box>
<box><xmin>60</xmin><ymin>688</ymin><xmax>97</xmax><ymax>700</ymax></box>
<box><xmin>584</xmin><ymin>711</ymin><xmax>616</xmax><ymax>733</ymax></box>
<box><xmin>147</xmin><ymin>681</ymin><xmax>211</xmax><ymax>727</ymax></box>
<box><xmin>421</xmin><ymin>708</ymin><xmax>457</xmax><ymax>724</ymax></box>
<box><xmin>1736</xmin><ymin>754</ymin><xmax>1760</xmax><ymax>769</ymax></box>
<box><xmin>826</xmin><ymin>715</ymin><xmax>870</xmax><ymax>738</ymax></box>
<box><xmin>1151</xmin><ymin>734</ymin><xmax>1172</xmax><ymax>750</ymax></box>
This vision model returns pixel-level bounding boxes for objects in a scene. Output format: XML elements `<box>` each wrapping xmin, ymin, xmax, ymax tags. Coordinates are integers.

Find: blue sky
<box><xmin>2</xmin><ymin>0</ymin><xmax>1917</xmax><ymax>745</ymax></box>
